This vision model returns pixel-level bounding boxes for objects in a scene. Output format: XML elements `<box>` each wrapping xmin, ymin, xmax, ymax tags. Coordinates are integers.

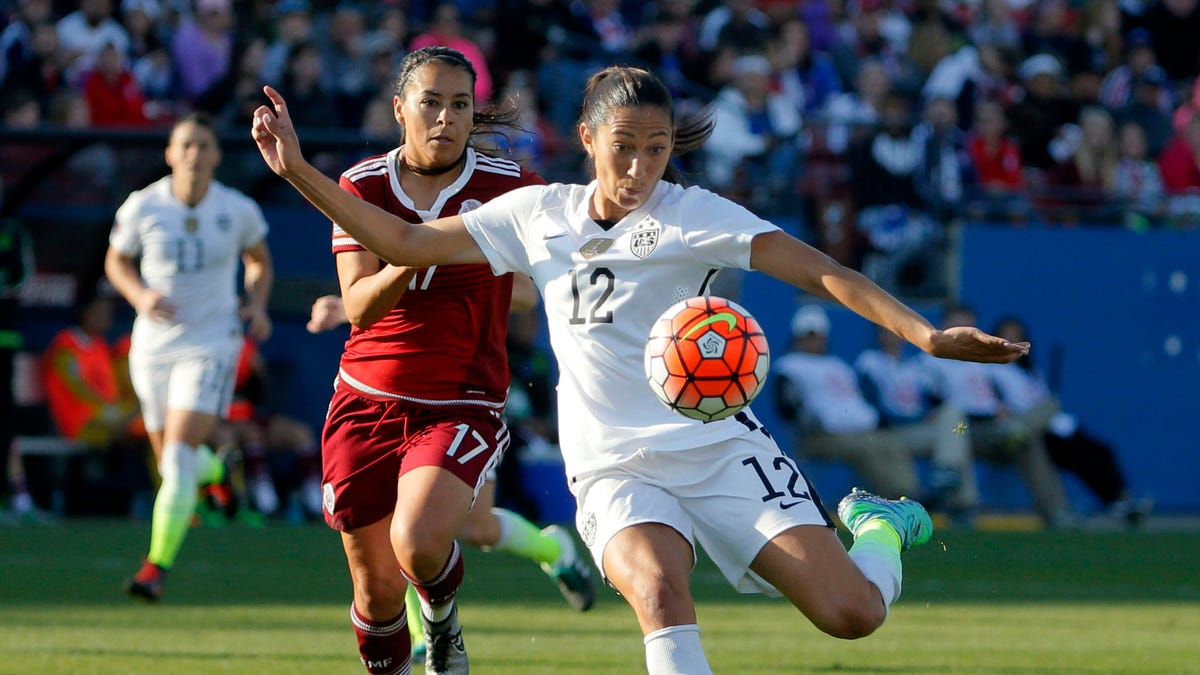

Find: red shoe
<box><xmin>203</xmin><ymin>481</ymin><xmax>239</xmax><ymax>520</ymax></box>
<box><xmin>124</xmin><ymin>560</ymin><xmax>167</xmax><ymax>601</ymax></box>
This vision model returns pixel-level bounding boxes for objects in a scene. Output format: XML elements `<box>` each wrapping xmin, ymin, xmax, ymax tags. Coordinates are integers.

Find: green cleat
<box><xmin>837</xmin><ymin>487</ymin><xmax>933</xmax><ymax>551</ymax></box>
<box><xmin>539</xmin><ymin>525</ymin><xmax>596</xmax><ymax>611</ymax></box>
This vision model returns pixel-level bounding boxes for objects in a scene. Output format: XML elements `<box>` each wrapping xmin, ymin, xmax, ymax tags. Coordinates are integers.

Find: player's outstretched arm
<box><xmin>251</xmin><ymin>86</ymin><xmax>485</xmax><ymax>269</ymax></box>
<box><xmin>750</xmin><ymin>230</ymin><xmax>1029</xmax><ymax>364</ymax></box>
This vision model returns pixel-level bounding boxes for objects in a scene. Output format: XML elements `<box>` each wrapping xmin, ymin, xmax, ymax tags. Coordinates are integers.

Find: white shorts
<box><xmin>570</xmin><ymin>431</ymin><xmax>834</xmax><ymax>596</ymax></box>
<box><xmin>128</xmin><ymin>347</ymin><xmax>239</xmax><ymax>433</ymax></box>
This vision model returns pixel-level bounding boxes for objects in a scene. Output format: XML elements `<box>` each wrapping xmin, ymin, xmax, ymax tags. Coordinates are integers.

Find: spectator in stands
<box><xmin>1114</xmin><ymin>119</ymin><xmax>1166</xmax><ymax>227</ymax></box>
<box><xmin>1098</xmin><ymin>28</ymin><xmax>1165</xmax><ymax>111</ymax></box>
<box><xmin>705</xmin><ymin>53</ymin><xmax>803</xmax><ymax>216</ymax></box>
<box><xmin>821</xmin><ymin>57</ymin><xmax>890</xmax><ymax>155</ymax></box>
<box><xmin>56</xmin><ymin>0</ymin><xmax>131</xmax><ymax>85</ymax></box>
<box><xmin>214</xmin><ymin>36</ymin><xmax>269</xmax><ymax>131</ymax></box>
<box><xmin>261</xmin><ymin>0</ymin><xmax>314</xmax><ymax>86</ymax></box>
<box><xmin>1007</xmin><ymin>53</ymin><xmax>1079</xmax><ymax>172</ymax></box>
<box><xmin>855</xmin><ymin>322</ymin><xmax>979</xmax><ymax>521</ymax></box>
<box><xmin>965</xmin><ymin>99</ymin><xmax>1027</xmax><ymax>222</ymax></box>
<box><xmin>319</xmin><ymin>1</ymin><xmax>372</xmax><ymax>128</ymax></box>
<box><xmin>81</xmin><ymin>41</ymin><xmax>156</xmax><ymax>127</ymax></box>
<box><xmin>105</xmin><ymin>112</ymin><xmax>273</xmax><ymax>601</ymax></box>
<box><xmin>831</xmin><ymin>0</ymin><xmax>920</xmax><ymax>98</ymax></box>
<box><xmin>1133</xmin><ymin>0</ymin><xmax>1200</xmax><ymax>83</ymax></box>
<box><xmin>1020</xmin><ymin>0</ymin><xmax>1091</xmax><ymax>77</ymax></box>
<box><xmin>0</xmin><ymin>0</ymin><xmax>53</xmax><ymax>90</ymax></box>
<box><xmin>967</xmin><ymin>0</ymin><xmax>1021</xmax><ymax>51</ymax></box>
<box><xmin>630</xmin><ymin>1</ymin><xmax>707</xmax><ymax>104</ymax></box>
<box><xmin>919</xmin><ymin>304</ymin><xmax>1074</xmax><ymax>528</ymax></box>
<box><xmin>41</xmin><ymin>292</ymin><xmax>152</xmax><ymax>517</ymax></box>
<box><xmin>774</xmin><ymin>304</ymin><xmax>975</xmax><ymax>514</ymax></box>
<box><xmin>848</xmin><ymin>91</ymin><xmax>939</xmax><ymax>295</ymax></box>
<box><xmin>768</xmin><ymin>17</ymin><xmax>843</xmax><ymax>118</ymax></box>
<box><xmin>698</xmin><ymin>0</ymin><xmax>770</xmax><ymax>56</ymax></box>
<box><xmin>3</xmin><ymin>19</ymin><xmax>68</xmax><ymax>109</ymax></box>
<box><xmin>990</xmin><ymin>316</ymin><xmax>1153</xmax><ymax>527</ymax></box>
<box><xmin>208</xmin><ymin>336</ymin><xmax>322</xmax><ymax>519</ymax></box>
<box><xmin>361</xmin><ymin>4</ymin><xmax>409</xmax><ymax>68</ymax></box>
<box><xmin>275</xmin><ymin>41</ymin><xmax>339</xmax><ymax>130</ymax></box>
<box><xmin>409</xmin><ymin>1</ymin><xmax>494</xmax><ymax>103</ymax></box>
<box><xmin>170</xmin><ymin>0</ymin><xmax>234</xmax><ymax>109</ymax></box>
<box><xmin>1155</xmin><ymin>107</ymin><xmax>1200</xmax><ymax>223</ymax></box>
<box><xmin>993</xmin><ymin>312</ymin><xmax>1152</xmax><ymax>523</ymax></box>
<box><xmin>121</xmin><ymin>0</ymin><xmax>174</xmax><ymax>108</ymax></box>
<box><xmin>1046</xmin><ymin>106</ymin><xmax>1120</xmax><ymax>223</ymax></box>
<box><xmin>914</xmin><ymin>95</ymin><xmax>974</xmax><ymax>225</ymax></box>
<box><xmin>1114</xmin><ymin>65</ymin><xmax>1174</xmax><ymax>159</ymax></box>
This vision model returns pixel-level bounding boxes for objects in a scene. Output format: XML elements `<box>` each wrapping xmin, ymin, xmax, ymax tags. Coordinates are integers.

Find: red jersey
<box><xmin>42</xmin><ymin>328</ymin><xmax>120</xmax><ymax>439</ymax></box>
<box><xmin>332</xmin><ymin>147</ymin><xmax>544</xmax><ymax>408</ymax></box>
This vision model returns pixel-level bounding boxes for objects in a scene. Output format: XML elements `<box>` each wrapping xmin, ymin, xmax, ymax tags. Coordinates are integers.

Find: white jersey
<box><xmin>110</xmin><ymin>177</ymin><xmax>268</xmax><ymax>361</ymax></box>
<box><xmin>991</xmin><ymin>362</ymin><xmax>1079</xmax><ymax>437</ymax></box>
<box><xmin>461</xmin><ymin>180</ymin><xmax>778</xmax><ymax>477</ymax></box>
<box><xmin>854</xmin><ymin>348</ymin><xmax>928</xmax><ymax>424</ymax></box>
<box><xmin>918</xmin><ymin>353</ymin><xmax>1002</xmax><ymax>417</ymax></box>
<box><xmin>773</xmin><ymin>351</ymin><xmax>879</xmax><ymax>434</ymax></box>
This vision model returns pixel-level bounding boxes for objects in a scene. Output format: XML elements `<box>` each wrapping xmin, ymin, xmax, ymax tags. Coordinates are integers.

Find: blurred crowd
<box><xmin>6</xmin><ymin>0</ymin><xmax>1200</xmax><ymax>293</ymax></box>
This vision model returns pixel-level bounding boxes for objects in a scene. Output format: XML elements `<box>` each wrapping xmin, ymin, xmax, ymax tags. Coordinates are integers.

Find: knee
<box><xmin>622</xmin><ymin>571</ymin><xmax>692</xmax><ymax>625</ymax></box>
<box><xmin>813</xmin><ymin>599</ymin><xmax>886</xmax><ymax>640</ymax></box>
<box><xmin>390</xmin><ymin>520</ymin><xmax>455</xmax><ymax>580</ymax></box>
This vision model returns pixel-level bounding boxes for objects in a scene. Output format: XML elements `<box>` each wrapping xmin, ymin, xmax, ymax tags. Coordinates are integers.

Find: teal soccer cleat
<box><xmin>837</xmin><ymin>488</ymin><xmax>933</xmax><ymax>551</ymax></box>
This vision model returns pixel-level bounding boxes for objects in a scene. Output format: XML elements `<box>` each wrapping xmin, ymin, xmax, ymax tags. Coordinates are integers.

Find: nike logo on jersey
<box><xmin>682</xmin><ymin>312</ymin><xmax>739</xmax><ymax>339</ymax></box>
<box><xmin>779</xmin><ymin>500</ymin><xmax>805</xmax><ymax>510</ymax></box>
<box><xmin>542</xmin><ymin>230</ymin><xmax>568</xmax><ymax>240</ymax></box>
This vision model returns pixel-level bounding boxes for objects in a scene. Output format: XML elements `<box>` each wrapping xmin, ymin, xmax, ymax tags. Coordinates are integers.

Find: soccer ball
<box><xmin>644</xmin><ymin>296</ymin><xmax>770</xmax><ymax>421</ymax></box>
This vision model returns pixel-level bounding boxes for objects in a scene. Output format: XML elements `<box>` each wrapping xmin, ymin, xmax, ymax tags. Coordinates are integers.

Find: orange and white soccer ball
<box><xmin>644</xmin><ymin>296</ymin><xmax>770</xmax><ymax>421</ymax></box>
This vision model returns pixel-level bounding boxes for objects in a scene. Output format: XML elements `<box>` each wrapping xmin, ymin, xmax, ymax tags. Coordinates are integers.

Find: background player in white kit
<box><xmin>106</xmin><ymin>113</ymin><xmax>273</xmax><ymax>600</ymax></box>
<box><xmin>252</xmin><ymin>67</ymin><xmax>1029</xmax><ymax>674</ymax></box>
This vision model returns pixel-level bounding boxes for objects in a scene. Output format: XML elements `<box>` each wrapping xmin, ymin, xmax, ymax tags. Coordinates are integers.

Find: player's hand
<box><xmin>242</xmin><ymin>304</ymin><xmax>272</xmax><ymax>342</ymax></box>
<box><xmin>307</xmin><ymin>295</ymin><xmax>348</xmax><ymax>333</ymax></box>
<box><xmin>252</xmin><ymin>86</ymin><xmax>304</xmax><ymax>178</ymax></box>
<box><xmin>137</xmin><ymin>288</ymin><xmax>175</xmax><ymax>321</ymax></box>
<box><xmin>928</xmin><ymin>326</ymin><xmax>1030</xmax><ymax>364</ymax></box>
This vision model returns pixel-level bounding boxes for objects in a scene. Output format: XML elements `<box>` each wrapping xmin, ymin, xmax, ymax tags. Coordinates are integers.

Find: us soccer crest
<box><xmin>629</xmin><ymin>221</ymin><xmax>660</xmax><ymax>259</ymax></box>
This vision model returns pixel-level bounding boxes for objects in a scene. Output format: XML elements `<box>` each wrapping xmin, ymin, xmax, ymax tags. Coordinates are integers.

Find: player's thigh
<box><xmin>750</xmin><ymin>524</ymin><xmax>882</xmax><ymax>627</ymax></box>
<box><xmin>127</xmin><ymin>356</ymin><xmax>169</xmax><ymax>433</ymax></box>
<box><xmin>674</xmin><ymin>433</ymin><xmax>835</xmax><ymax>596</ymax></box>
<box><xmin>572</xmin><ymin>471</ymin><xmax>695</xmax><ymax>585</ymax></box>
<box><xmin>321</xmin><ymin>389</ymin><xmax>405</xmax><ymax>531</ymax></box>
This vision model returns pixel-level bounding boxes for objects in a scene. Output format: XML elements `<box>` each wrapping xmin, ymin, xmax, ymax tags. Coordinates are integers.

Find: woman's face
<box><xmin>579</xmin><ymin>105</ymin><xmax>674</xmax><ymax>221</ymax></box>
<box><xmin>395</xmin><ymin>61</ymin><xmax>474</xmax><ymax>170</ymax></box>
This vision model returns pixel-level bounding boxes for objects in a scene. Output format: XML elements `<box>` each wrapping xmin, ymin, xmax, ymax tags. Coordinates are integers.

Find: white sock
<box><xmin>849</xmin><ymin>547</ymin><xmax>902</xmax><ymax>614</ymax></box>
<box><xmin>643</xmin><ymin>624</ymin><xmax>711</xmax><ymax>675</ymax></box>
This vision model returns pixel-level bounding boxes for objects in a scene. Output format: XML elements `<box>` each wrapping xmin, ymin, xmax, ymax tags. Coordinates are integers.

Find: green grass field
<box><xmin>1</xmin><ymin>519</ymin><xmax>1198</xmax><ymax>674</ymax></box>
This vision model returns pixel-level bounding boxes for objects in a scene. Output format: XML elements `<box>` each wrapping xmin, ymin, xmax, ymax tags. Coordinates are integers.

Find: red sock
<box><xmin>400</xmin><ymin>540</ymin><xmax>464</xmax><ymax>609</ymax></box>
<box><xmin>350</xmin><ymin>603</ymin><xmax>411</xmax><ymax>674</ymax></box>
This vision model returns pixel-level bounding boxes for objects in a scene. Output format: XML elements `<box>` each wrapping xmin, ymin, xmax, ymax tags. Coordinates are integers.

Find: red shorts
<box><xmin>320</xmin><ymin>384</ymin><xmax>509</xmax><ymax>531</ymax></box>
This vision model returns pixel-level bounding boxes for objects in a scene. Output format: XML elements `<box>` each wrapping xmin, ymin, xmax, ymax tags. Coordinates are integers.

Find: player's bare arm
<box><xmin>336</xmin><ymin>250</ymin><xmax>418</xmax><ymax>329</ymax></box>
<box><xmin>252</xmin><ymin>86</ymin><xmax>485</xmax><ymax>269</ymax></box>
<box><xmin>750</xmin><ymin>230</ymin><xmax>1028</xmax><ymax>364</ymax></box>
<box><xmin>104</xmin><ymin>246</ymin><xmax>176</xmax><ymax>320</ymax></box>
<box><xmin>241</xmin><ymin>240</ymin><xmax>273</xmax><ymax>342</ymax></box>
